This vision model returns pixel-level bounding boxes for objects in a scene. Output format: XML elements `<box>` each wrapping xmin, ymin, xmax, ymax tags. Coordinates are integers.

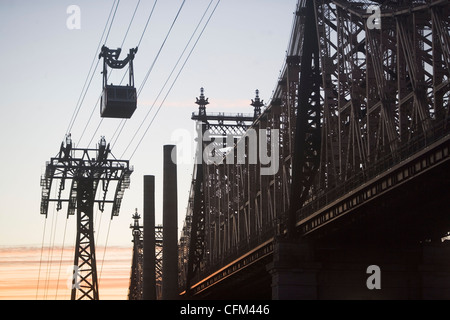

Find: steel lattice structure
<box><xmin>179</xmin><ymin>88</ymin><xmax>258</xmax><ymax>293</ymax></box>
<box><xmin>40</xmin><ymin>135</ymin><xmax>132</xmax><ymax>300</ymax></box>
<box><xmin>299</xmin><ymin>0</ymin><xmax>450</xmax><ymax>233</ymax></box>
<box><xmin>155</xmin><ymin>225</ymin><xmax>163</xmax><ymax>299</ymax></box>
<box><xmin>179</xmin><ymin>0</ymin><xmax>450</xmax><ymax>295</ymax></box>
<box><xmin>128</xmin><ymin>210</ymin><xmax>144</xmax><ymax>300</ymax></box>
<box><xmin>128</xmin><ymin>216</ymin><xmax>163</xmax><ymax>300</ymax></box>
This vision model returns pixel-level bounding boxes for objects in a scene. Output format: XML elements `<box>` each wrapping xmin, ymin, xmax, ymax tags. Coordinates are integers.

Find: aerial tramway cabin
<box><xmin>99</xmin><ymin>45</ymin><xmax>138</xmax><ymax>119</ymax></box>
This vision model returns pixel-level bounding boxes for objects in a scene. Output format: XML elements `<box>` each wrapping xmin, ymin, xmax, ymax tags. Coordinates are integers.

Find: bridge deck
<box><xmin>182</xmin><ymin>134</ymin><xmax>450</xmax><ymax>299</ymax></box>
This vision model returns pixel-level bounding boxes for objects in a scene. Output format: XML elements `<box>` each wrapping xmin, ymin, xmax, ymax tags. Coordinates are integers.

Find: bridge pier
<box><xmin>315</xmin><ymin>242</ymin><xmax>450</xmax><ymax>300</ymax></box>
<box><xmin>267</xmin><ymin>237</ymin><xmax>450</xmax><ymax>300</ymax></box>
<box><xmin>267</xmin><ymin>238</ymin><xmax>320</xmax><ymax>300</ymax></box>
<box><xmin>418</xmin><ymin>243</ymin><xmax>450</xmax><ymax>299</ymax></box>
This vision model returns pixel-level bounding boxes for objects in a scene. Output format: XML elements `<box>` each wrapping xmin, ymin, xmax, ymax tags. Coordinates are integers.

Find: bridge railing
<box><xmin>184</xmin><ymin>224</ymin><xmax>276</xmax><ymax>291</ymax></box>
<box><xmin>183</xmin><ymin>117</ymin><xmax>450</xmax><ymax>291</ymax></box>
<box><xmin>298</xmin><ymin>116</ymin><xmax>450</xmax><ymax>225</ymax></box>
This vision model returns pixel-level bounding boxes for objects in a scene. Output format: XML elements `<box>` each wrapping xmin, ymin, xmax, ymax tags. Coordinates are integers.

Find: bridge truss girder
<box><xmin>315</xmin><ymin>0</ymin><xmax>450</xmax><ymax>192</ymax></box>
<box><xmin>179</xmin><ymin>0</ymin><xmax>450</xmax><ymax>295</ymax></box>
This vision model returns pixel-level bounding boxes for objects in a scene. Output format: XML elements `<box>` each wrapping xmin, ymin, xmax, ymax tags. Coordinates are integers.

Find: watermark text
<box><xmin>171</xmin><ymin>127</ymin><xmax>280</xmax><ymax>176</ymax></box>
<box><xmin>367</xmin><ymin>5</ymin><xmax>381</xmax><ymax>30</ymax></box>
<box><xmin>366</xmin><ymin>265</ymin><xmax>381</xmax><ymax>290</ymax></box>
<box><xmin>66</xmin><ymin>5</ymin><xmax>81</xmax><ymax>30</ymax></box>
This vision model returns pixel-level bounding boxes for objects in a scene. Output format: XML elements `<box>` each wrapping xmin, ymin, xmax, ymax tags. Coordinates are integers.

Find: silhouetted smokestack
<box><xmin>162</xmin><ymin>145</ymin><xmax>178</xmax><ymax>300</ymax></box>
<box><xmin>143</xmin><ymin>175</ymin><xmax>156</xmax><ymax>300</ymax></box>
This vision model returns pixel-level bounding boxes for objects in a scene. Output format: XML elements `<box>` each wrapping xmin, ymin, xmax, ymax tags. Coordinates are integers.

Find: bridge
<box><xmin>175</xmin><ymin>0</ymin><xmax>450</xmax><ymax>300</ymax></box>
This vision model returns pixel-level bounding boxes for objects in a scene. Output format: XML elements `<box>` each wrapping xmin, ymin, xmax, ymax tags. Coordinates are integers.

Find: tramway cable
<box><xmin>127</xmin><ymin>0</ymin><xmax>221</xmax><ymax>161</ymax></box>
<box><xmin>40</xmin><ymin>0</ymin><xmax>219</xmax><ymax>299</ymax></box>
<box><xmin>65</xmin><ymin>0</ymin><xmax>121</xmax><ymax>137</ymax></box>
<box><xmin>39</xmin><ymin>0</ymin><xmax>122</xmax><ymax>300</ymax></box>
<box><xmin>78</xmin><ymin>0</ymin><xmax>144</xmax><ymax>146</ymax></box>
<box><xmin>83</xmin><ymin>0</ymin><xmax>160</xmax><ymax>148</ymax></box>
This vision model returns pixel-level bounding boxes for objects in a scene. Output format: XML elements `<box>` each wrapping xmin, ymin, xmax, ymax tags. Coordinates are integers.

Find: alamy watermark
<box><xmin>367</xmin><ymin>5</ymin><xmax>381</xmax><ymax>30</ymax></box>
<box><xmin>171</xmin><ymin>127</ymin><xmax>280</xmax><ymax>176</ymax></box>
<box><xmin>67</xmin><ymin>265</ymin><xmax>81</xmax><ymax>290</ymax></box>
<box><xmin>366</xmin><ymin>265</ymin><xmax>381</xmax><ymax>290</ymax></box>
<box><xmin>66</xmin><ymin>5</ymin><xmax>81</xmax><ymax>30</ymax></box>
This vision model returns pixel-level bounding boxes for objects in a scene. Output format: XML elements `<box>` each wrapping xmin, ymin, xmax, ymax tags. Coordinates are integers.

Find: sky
<box><xmin>0</xmin><ymin>245</ymin><xmax>130</xmax><ymax>300</ymax></box>
<box><xmin>0</xmin><ymin>0</ymin><xmax>296</xmax><ymax>299</ymax></box>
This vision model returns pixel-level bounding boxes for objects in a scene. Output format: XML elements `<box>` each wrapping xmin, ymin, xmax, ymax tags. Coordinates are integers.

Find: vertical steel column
<box><xmin>162</xmin><ymin>145</ymin><xmax>178</xmax><ymax>299</ymax></box>
<box><xmin>143</xmin><ymin>175</ymin><xmax>156</xmax><ymax>300</ymax></box>
<box><xmin>287</xmin><ymin>0</ymin><xmax>321</xmax><ymax>239</ymax></box>
<box><xmin>268</xmin><ymin>0</ymin><xmax>321</xmax><ymax>300</ymax></box>
<box><xmin>71</xmin><ymin>177</ymin><xmax>99</xmax><ymax>300</ymax></box>
<box><xmin>185</xmin><ymin>91</ymin><xmax>208</xmax><ymax>295</ymax></box>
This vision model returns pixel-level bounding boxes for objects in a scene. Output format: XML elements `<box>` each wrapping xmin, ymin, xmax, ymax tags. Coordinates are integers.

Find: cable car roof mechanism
<box><xmin>99</xmin><ymin>45</ymin><xmax>138</xmax><ymax>119</ymax></box>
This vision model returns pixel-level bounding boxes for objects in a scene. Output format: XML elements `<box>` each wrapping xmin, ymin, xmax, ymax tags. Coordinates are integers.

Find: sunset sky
<box><xmin>0</xmin><ymin>0</ymin><xmax>295</xmax><ymax>299</ymax></box>
<box><xmin>0</xmin><ymin>245</ymin><xmax>132</xmax><ymax>300</ymax></box>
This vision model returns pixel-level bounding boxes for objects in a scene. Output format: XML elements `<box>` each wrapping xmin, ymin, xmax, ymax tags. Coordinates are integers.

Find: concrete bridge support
<box><xmin>268</xmin><ymin>239</ymin><xmax>450</xmax><ymax>300</ymax></box>
<box><xmin>267</xmin><ymin>239</ymin><xmax>320</xmax><ymax>300</ymax></box>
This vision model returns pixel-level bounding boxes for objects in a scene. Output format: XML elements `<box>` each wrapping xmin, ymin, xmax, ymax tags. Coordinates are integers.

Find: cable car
<box><xmin>99</xmin><ymin>45</ymin><xmax>138</xmax><ymax>119</ymax></box>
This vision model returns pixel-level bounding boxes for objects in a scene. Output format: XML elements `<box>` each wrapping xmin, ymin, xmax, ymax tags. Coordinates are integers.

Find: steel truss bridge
<box><xmin>177</xmin><ymin>0</ymin><xmax>450</xmax><ymax>299</ymax></box>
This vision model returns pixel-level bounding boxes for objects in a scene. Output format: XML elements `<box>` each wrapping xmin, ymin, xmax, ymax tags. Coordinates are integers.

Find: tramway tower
<box><xmin>40</xmin><ymin>135</ymin><xmax>133</xmax><ymax>300</ymax></box>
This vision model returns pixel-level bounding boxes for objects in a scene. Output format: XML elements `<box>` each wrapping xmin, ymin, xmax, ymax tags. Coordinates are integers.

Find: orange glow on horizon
<box><xmin>0</xmin><ymin>245</ymin><xmax>133</xmax><ymax>300</ymax></box>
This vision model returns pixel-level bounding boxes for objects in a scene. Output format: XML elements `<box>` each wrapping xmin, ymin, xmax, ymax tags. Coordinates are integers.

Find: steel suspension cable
<box><xmin>121</xmin><ymin>0</ymin><xmax>141</xmax><ymax>48</ymax></box>
<box><xmin>78</xmin><ymin>0</ymin><xmax>133</xmax><ymax>146</ymax></box>
<box><xmin>85</xmin><ymin>0</ymin><xmax>159</xmax><ymax>149</ymax></box>
<box><xmin>66</xmin><ymin>0</ymin><xmax>121</xmax><ymax>137</ymax></box>
<box><xmin>110</xmin><ymin>0</ymin><xmax>187</xmax><ymax>150</ymax></box>
<box><xmin>118</xmin><ymin>0</ymin><xmax>216</xmax><ymax>157</ymax></box>
<box><xmin>43</xmin><ymin>199</ymin><xmax>57</xmax><ymax>299</ymax></box>
<box><xmin>55</xmin><ymin>217</ymin><xmax>69</xmax><ymax>299</ymax></box>
<box><xmin>128</xmin><ymin>0</ymin><xmax>221</xmax><ymax>161</ymax></box>
<box><xmin>137</xmin><ymin>0</ymin><xmax>186</xmax><ymax>97</ymax></box>
<box><xmin>109</xmin><ymin>0</ymin><xmax>159</xmax><ymax>148</ymax></box>
<box><xmin>137</xmin><ymin>0</ymin><xmax>158</xmax><ymax>48</ymax></box>
<box><xmin>36</xmin><ymin>217</ymin><xmax>48</xmax><ymax>299</ymax></box>
<box><xmin>72</xmin><ymin>1</ymin><xmax>163</xmax><ymax>292</ymax></box>
<box><xmin>98</xmin><ymin>218</ymin><xmax>113</xmax><ymax>288</ymax></box>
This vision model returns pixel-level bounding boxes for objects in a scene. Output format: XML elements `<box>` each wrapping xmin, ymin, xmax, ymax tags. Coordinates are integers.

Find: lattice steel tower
<box><xmin>40</xmin><ymin>135</ymin><xmax>133</xmax><ymax>300</ymax></box>
<box><xmin>180</xmin><ymin>88</ymin><xmax>259</xmax><ymax>294</ymax></box>
<box><xmin>128</xmin><ymin>214</ymin><xmax>164</xmax><ymax>300</ymax></box>
<box><xmin>155</xmin><ymin>225</ymin><xmax>163</xmax><ymax>299</ymax></box>
<box><xmin>128</xmin><ymin>210</ymin><xmax>144</xmax><ymax>300</ymax></box>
